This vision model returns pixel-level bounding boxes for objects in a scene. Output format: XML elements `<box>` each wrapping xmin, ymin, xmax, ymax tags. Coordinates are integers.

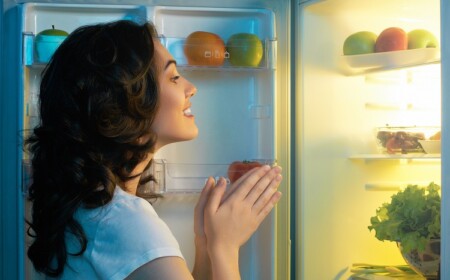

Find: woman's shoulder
<box><xmin>78</xmin><ymin>187</ymin><xmax>178</xmax><ymax>254</ymax></box>
<box><xmin>76</xmin><ymin>187</ymin><xmax>157</xmax><ymax>221</ymax></box>
<box><xmin>69</xmin><ymin>188</ymin><xmax>183</xmax><ymax>280</ymax></box>
<box><xmin>73</xmin><ymin>186</ymin><xmax>161</xmax><ymax>242</ymax></box>
<box><xmin>110</xmin><ymin>186</ymin><xmax>158</xmax><ymax>217</ymax></box>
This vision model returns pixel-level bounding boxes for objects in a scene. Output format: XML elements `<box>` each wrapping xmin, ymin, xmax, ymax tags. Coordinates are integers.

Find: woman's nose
<box><xmin>187</xmin><ymin>83</ymin><xmax>197</xmax><ymax>97</ymax></box>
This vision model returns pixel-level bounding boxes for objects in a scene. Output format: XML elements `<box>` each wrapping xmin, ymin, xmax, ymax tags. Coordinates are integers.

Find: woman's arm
<box><xmin>192</xmin><ymin>178</ymin><xmax>214</xmax><ymax>280</ymax></box>
<box><xmin>126</xmin><ymin>256</ymin><xmax>194</xmax><ymax>280</ymax></box>
<box><xmin>191</xmin><ymin>235</ymin><xmax>212</xmax><ymax>280</ymax></box>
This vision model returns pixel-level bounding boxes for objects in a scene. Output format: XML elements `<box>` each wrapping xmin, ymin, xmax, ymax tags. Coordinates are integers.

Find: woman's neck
<box><xmin>122</xmin><ymin>153</ymin><xmax>154</xmax><ymax>195</ymax></box>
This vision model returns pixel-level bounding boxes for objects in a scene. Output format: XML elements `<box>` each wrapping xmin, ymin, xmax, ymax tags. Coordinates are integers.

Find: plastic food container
<box><xmin>35</xmin><ymin>34</ymin><xmax>67</xmax><ymax>63</ymax></box>
<box><xmin>375</xmin><ymin>126</ymin><xmax>440</xmax><ymax>154</ymax></box>
<box><xmin>418</xmin><ymin>140</ymin><xmax>441</xmax><ymax>154</ymax></box>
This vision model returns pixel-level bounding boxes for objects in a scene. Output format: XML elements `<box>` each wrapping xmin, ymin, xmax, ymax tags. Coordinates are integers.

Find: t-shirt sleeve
<box><xmin>87</xmin><ymin>197</ymin><xmax>184</xmax><ymax>280</ymax></box>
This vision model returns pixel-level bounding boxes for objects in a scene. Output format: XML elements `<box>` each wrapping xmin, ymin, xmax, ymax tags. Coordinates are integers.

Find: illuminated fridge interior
<box><xmin>295</xmin><ymin>0</ymin><xmax>441</xmax><ymax>279</ymax></box>
<box><xmin>14</xmin><ymin>1</ymin><xmax>291</xmax><ymax>279</ymax></box>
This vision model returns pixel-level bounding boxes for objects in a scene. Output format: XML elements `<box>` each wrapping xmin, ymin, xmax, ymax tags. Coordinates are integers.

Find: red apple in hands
<box><xmin>375</xmin><ymin>27</ymin><xmax>407</xmax><ymax>52</ymax></box>
<box><xmin>407</xmin><ymin>29</ymin><xmax>438</xmax><ymax>49</ymax></box>
<box><xmin>227</xmin><ymin>161</ymin><xmax>262</xmax><ymax>183</ymax></box>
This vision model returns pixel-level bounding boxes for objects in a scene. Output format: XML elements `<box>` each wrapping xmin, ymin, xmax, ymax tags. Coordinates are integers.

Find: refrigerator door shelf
<box><xmin>152</xmin><ymin>6</ymin><xmax>275</xmax><ymax>41</ymax></box>
<box><xmin>160</xmin><ymin>36</ymin><xmax>277</xmax><ymax>70</ymax></box>
<box><xmin>23</xmin><ymin>31</ymin><xmax>67</xmax><ymax>65</ymax></box>
<box><xmin>152</xmin><ymin>6</ymin><xmax>276</xmax><ymax>70</ymax></box>
<box><xmin>341</xmin><ymin>48</ymin><xmax>440</xmax><ymax>76</ymax></box>
<box><xmin>142</xmin><ymin>158</ymin><xmax>276</xmax><ymax>193</ymax></box>
<box><xmin>22</xmin><ymin>3</ymin><xmax>147</xmax><ymax>35</ymax></box>
<box><xmin>20</xmin><ymin>3</ymin><xmax>148</xmax><ymax>66</ymax></box>
<box><xmin>22</xmin><ymin>31</ymin><xmax>277</xmax><ymax>70</ymax></box>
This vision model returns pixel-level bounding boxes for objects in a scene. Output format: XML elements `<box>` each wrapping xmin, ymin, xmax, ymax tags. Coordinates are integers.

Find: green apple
<box><xmin>343</xmin><ymin>31</ymin><xmax>377</xmax><ymax>55</ymax></box>
<box><xmin>227</xmin><ymin>33</ymin><xmax>263</xmax><ymax>67</ymax></box>
<box><xmin>407</xmin><ymin>29</ymin><xmax>438</xmax><ymax>49</ymax></box>
<box><xmin>38</xmin><ymin>25</ymin><xmax>69</xmax><ymax>36</ymax></box>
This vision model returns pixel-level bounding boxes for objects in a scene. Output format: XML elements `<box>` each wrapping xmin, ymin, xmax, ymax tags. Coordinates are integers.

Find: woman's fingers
<box><xmin>251</xmin><ymin>172</ymin><xmax>282</xmax><ymax>214</ymax></box>
<box><xmin>196</xmin><ymin>177</ymin><xmax>215</xmax><ymax>213</ymax></box>
<box><xmin>257</xmin><ymin>191</ymin><xmax>282</xmax><ymax>221</ymax></box>
<box><xmin>222</xmin><ymin>165</ymin><xmax>265</xmax><ymax>202</ymax></box>
<box><xmin>244</xmin><ymin>166</ymin><xmax>282</xmax><ymax>205</ymax></box>
<box><xmin>227</xmin><ymin>165</ymin><xmax>271</xmax><ymax>200</ymax></box>
<box><xmin>205</xmin><ymin>177</ymin><xmax>227</xmax><ymax>213</ymax></box>
<box><xmin>194</xmin><ymin>177</ymin><xmax>215</xmax><ymax>237</ymax></box>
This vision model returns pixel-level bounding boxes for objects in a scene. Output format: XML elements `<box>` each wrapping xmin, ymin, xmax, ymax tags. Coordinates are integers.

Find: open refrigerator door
<box><xmin>295</xmin><ymin>0</ymin><xmax>446</xmax><ymax>279</ymax></box>
<box><xmin>5</xmin><ymin>1</ymin><xmax>291</xmax><ymax>279</ymax></box>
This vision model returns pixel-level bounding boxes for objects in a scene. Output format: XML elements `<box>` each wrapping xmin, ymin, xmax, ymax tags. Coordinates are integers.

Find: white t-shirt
<box><xmin>58</xmin><ymin>186</ymin><xmax>184</xmax><ymax>280</ymax></box>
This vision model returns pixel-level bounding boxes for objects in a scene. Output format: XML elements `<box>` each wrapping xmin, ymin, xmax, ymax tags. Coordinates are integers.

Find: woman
<box><xmin>26</xmin><ymin>20</ymin><xmax>282</xmax><ymax>280</ymax></box>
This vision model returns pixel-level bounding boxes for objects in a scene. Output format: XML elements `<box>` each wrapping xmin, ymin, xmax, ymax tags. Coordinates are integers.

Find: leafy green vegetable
<box><xmin>368</xmin><ymin>182</ymin><xmax>441</xmax><ymax>253</ymax></box>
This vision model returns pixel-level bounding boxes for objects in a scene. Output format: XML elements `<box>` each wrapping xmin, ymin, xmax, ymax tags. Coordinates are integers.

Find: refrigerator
<box><xmin>0</xmin><ymin>0</ymin><xmax>291</xmax><ymax>280</ymax></box>
<box><xmin>295</xmin><ymin>0</ymin><xmax>449</xmax><ymax>279</ymax></box>
<box><xmin>1</xmin><ymin>1</ymin><xmax>449</xmax><ymax>280</ymax></box>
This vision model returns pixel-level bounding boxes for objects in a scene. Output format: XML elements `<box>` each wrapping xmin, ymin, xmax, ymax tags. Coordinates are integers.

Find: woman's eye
<box><xmin>170</xmin><ymin>75</ymin><xmax>181</xmax><ymax>83</ymax></box>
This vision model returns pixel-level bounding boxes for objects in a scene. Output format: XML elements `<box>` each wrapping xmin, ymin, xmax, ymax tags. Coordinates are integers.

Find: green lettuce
<box><xmin>368</xmin><ymin>182</ymin><xmax>441</xmax><ymax>253</ymax></box>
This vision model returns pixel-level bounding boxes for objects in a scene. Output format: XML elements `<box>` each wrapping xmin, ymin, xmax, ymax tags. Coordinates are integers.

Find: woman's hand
<box><xmin>203</xmin><ymin>165</ymin><xmax>282</xmax><ymax>280</ymax></box>
<box><xmin>194</xmin><ymin>176</ymin><xmax>215</xmax><ymax>238</ymax></box>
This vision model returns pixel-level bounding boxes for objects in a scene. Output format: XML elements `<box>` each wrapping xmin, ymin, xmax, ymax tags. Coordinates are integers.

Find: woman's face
<box><xmin>152</xmin><ymin>40</ymin><xmax>198</xmax><ymax>150</ymax></box>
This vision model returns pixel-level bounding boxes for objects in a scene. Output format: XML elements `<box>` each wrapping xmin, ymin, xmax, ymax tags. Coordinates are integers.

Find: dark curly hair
<box><xmin>25</xmin><ymin>20</ymin><xmax>161</xmax><ymax>276</ymax></box>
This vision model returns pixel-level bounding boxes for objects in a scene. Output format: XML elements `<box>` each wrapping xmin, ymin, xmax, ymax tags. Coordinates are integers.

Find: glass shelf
<box><xmin>340</xmin><ymin>48</ymin><xmax>440</xmax><ymax>76</ymax></box>
<box><xmin>349</xmin><ymin>154</ymin><xmax>441</xmax><ymax>160</ymax></box>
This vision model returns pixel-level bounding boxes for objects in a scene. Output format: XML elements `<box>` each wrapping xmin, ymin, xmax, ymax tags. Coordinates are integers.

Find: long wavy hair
<box><xmin>25</xmin><ymin>20</ymin><xmax>161</xmax><ymax>276</ymax></box>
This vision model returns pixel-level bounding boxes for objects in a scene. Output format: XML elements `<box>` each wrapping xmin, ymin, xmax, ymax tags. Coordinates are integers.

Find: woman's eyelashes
<box><xmin>170</xmin><ymin>75</ymin><xmax>181</xmax><ymax>84</ymax></box>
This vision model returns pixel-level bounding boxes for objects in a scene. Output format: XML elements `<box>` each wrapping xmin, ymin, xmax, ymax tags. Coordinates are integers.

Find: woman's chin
<box><xmin>157</xmin><ymin>130</ymin><xmax>199</xmax><ymax>148</ymax></box>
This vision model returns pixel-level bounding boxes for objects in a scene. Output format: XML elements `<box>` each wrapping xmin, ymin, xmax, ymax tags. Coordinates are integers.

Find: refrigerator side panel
<box><xmin>440</xmin><ymin>0</ymin><xmax>449</xmax><ymax>278</ymax></box>
<box><xmin>1</xmin><ymin>5</ymin><xmax>25</xmax><ymax>280</ymax></box>
<box><xmin>272</xmin><ymin>1</ymin><xmax>292</xmax><ymax>279</ymax></box>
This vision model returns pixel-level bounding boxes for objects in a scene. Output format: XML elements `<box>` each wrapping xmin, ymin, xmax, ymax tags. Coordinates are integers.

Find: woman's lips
<box><xmin>183</xmin><ymin>107</ymin><xmax>193</xmax><ymax>116</ymax></box>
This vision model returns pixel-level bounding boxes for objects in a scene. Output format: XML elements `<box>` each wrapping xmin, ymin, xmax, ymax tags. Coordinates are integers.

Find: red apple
<box><xmin>227</xmin><ymin>160</ymin><xmax>262</xmax><ymax>183</ymax></box>
<box><xmin>375</xmin><ymin>27</ymin><xmax>407</xmax><ymax>52</ymax></box>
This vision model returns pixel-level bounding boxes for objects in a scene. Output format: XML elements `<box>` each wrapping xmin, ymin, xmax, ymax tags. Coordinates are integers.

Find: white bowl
<box><xmin>418</xmin><ymin>140</ymin><xmax>441</xmax><ymax>154</ymax></box>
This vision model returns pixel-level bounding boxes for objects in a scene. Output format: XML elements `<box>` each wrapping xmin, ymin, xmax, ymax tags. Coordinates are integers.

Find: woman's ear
<box><xmin>136</xmin><ymin>134</ymin><xmax>151</xmax><ymax>145</ymax></box>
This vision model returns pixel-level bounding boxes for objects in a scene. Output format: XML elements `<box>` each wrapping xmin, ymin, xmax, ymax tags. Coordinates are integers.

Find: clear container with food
<box><xmin>375</xmin><ymin>126</ymin><xmax>441</xmax><ymax>154</ymax></box>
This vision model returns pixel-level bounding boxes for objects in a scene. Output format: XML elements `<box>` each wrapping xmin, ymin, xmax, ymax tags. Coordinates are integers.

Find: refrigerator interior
<box><xmin>296</xmin><ymin>0</ymin><xmax>441</xmax><ymax>279</ymax></box>
<box><xmin>15</xmin><ymin>1</ymin><xmax>291</xmax><ymax>279</ymax></box>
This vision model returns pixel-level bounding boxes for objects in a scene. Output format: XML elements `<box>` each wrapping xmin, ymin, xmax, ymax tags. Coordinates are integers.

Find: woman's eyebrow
<box><xmin>164</xmin><ymin>59</ymin><xmax>177</xmax><ymax>70</ymax></box>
